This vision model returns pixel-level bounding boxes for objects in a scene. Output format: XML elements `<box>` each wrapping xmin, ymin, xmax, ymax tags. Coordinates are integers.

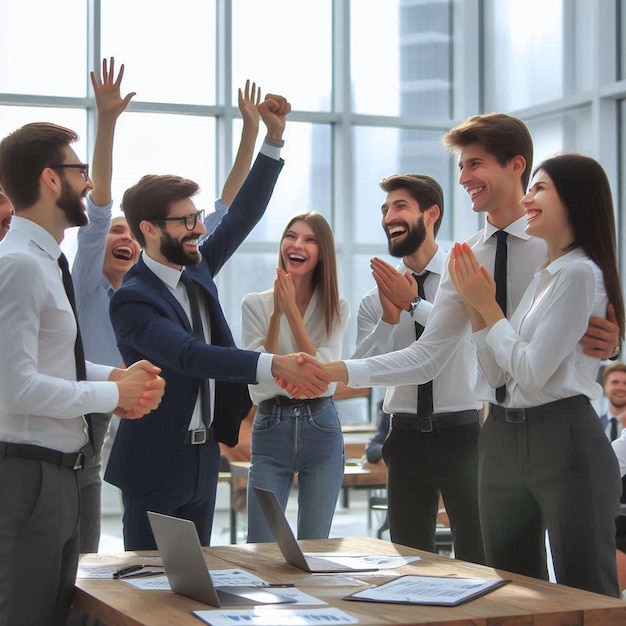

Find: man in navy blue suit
<box><xmin>107</xmin><ymin>93</ymin><xmax>330</xmax><ymax>550</ymax></box>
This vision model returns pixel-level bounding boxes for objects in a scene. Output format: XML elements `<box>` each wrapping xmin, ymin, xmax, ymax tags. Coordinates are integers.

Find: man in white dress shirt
<box><xmin>352</xmin><ymin>174</ymin><xmax>484</xmax><ymax>563</ymax></box>
<box><xmin>290</xmin><ymin>113</ymin><xmax>620</xmax><ymax>583</ymax></box>
<box><xmin>0</xmin><ymin>122</ymin><xmax>165</xmax><ymax>625</ymax></box>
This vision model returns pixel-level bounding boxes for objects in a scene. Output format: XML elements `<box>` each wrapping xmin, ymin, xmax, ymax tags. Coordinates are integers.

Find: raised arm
<box><xmin>219</xmin><ymin>80</ymin><xmax>261</xmax><ymax>206</ymax></box>
<box><xmin>74</xmin><ymin>58</ymin><xmax>135</xmax><ymax>296</ymax></box>
<box><xmin>90</xmin><ymin>57</ymin><xmax>136</xmax><ymax>206</ymax></box>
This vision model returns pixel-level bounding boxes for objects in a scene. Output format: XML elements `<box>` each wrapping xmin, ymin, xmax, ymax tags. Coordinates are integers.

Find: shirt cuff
<box><xmin>86</xmin><ymin>362</ymin><xmax>116</xmax><ymax>382</ymax></box>
<box><xmin>256</xmin><ymin>353</ymin><xmax>274</xmax><ymax>383</ymax></box>
<box><xmin>259</xmin><ymin>139</ymin><xmax>283</xmax><ymax>161</ymax></box>
<box><xmin>344</xmin><ymin>359</ymin><xmax>371</xmax><ymax>387</ymax></box>
<box><xmin>472</xmin><ymin>327</ymin><xmax>490</xmax><ymax>349</ymax></box>
<box><xmin>485</xmin><ymin>318</ymin><xmax>515</xmax><ymax>351</ymax></box>
<box><xmin>412</xmin><ymin>299</ymin><xmax>433</xmax><ymax>327</ymax></box>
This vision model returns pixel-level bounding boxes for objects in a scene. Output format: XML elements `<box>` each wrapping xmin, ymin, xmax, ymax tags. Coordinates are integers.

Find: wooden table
<box><xmin>74</xmin><ymin>536</ymin><xmax>626</xmax><ymax>625</ymax></box>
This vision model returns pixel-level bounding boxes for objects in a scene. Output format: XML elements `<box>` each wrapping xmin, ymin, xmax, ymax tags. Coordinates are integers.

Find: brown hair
<box><xmin>603</xmin><ymin>362</ymin><xmax>626</xmax><ymax>386</ymax></box>
<box><xmin>379</xmin><ymin>174</ymin><xmax>444</xmax><ymax>235</ymax></box>
<box><xmin>443</xmin><ymin>113</ymin><xmax>534</xmax><ymax>190</ymax></box>
<box><xmin>0</xmin><ymin>122</ymin><xmax>78</xmax><ymax>210</ymax></box>
<box><xmin>122</xmin><ymin>174</ymin><xmax>199</xmax><ymax>247</ymax></box>
<box><xmin>537</xmin><ymin>153</ymin><xmax>624</xmax><ymax>340</ymax></box>
<box><xmin>278</xmin><ymin>212</ymin><xmax>341</xmax><ymax>336</ymax></box>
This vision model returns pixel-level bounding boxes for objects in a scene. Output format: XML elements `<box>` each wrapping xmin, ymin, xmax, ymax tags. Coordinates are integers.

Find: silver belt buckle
<box><xmin>73</xmin><ymin>452</ymin><xmax>85</xmax><ymax>470</ymax></box>
<box><xmin>504</xmin><ymin>408</ymin><xmax>526</xmax><ymax>423</ymax></box>
<box><xmin>190</xmin><ymin>428</ymin><xmax>207</xmax><ymax>445</ymax></box>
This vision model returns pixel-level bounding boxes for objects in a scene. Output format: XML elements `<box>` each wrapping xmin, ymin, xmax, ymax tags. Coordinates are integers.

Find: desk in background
<box><xmin>74</xmin><ymin>536</ymin><xmax>626</xmax><ymax>625</ymax></box>
<box><xmin>227</xmin><ymin>460</ymin><xmax>387</xmax><ymax>544</ymax></box>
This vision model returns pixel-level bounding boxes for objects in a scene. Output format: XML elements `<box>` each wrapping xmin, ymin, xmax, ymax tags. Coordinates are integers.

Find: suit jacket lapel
<box><xmin>135</xmin><ymin>256</ymin><xmax>192</xmax><ymax>333</ymax></box>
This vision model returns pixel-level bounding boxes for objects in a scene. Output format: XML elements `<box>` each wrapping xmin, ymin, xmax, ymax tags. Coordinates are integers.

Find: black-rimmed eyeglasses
<box><xmin>151</xmin><ymin>209</ymin><xmax>205</xmax><ymax>231</ymax></box>
<box><xmin>49</xmin><ymin>163</ymin><xmax>90</xmax><ymax>181</ymax></box>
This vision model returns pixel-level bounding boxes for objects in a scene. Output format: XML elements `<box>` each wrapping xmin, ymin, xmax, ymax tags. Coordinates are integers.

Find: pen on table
<box><xmin>263</xmin><ymin>583</ymin><xmax>295</xmax><ymax>588</ymax></box>
<box><xmin>113</xmin><ymin>564</ymin><xmax>163</xmax><ymax>579</ymax></box>
<box><xmin>120</xmin><ymin>570</ymin><xmax>164</xmax><ymax>579</ymax></box>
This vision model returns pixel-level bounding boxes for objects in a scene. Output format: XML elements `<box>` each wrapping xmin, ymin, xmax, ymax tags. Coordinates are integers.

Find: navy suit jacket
<box><xmin>599</xmin><ymin>412</ymin><xmax>609</xmax><ymax>430</ymax></box>
<box><xmin>105</xmin><ymin>153</ymin><xmax>283</xmax><ymax>497</ymax></box>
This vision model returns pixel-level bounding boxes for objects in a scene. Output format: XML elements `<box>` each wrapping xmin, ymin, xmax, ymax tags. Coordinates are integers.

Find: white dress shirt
<box><xmin>473</xmin><ymin>248</ymin><xmax>607</xmax><ymax>407</ymax></box>
<box><xmin>345</xmin><ymin>215</ymin><xmax>548</xmax><ymax>404</ymax></box>
<box><xmin>612</xmin><ymin>429</ymin><xmax>626</xmax><ymax>477</ymax></box>
<box><xmin>242</xmin><ymin>288</ymin><xmax>350</xmax><ymax>404</ymax></box>
<box><xmin>0</xmin><ymin>217</ymin><xmax>118</xmax><ymax>452</ymax></box>
<box><xmin>352</xmin><ymin>248</ymin><xmax>480</xmax><ymax>414</ymax></box>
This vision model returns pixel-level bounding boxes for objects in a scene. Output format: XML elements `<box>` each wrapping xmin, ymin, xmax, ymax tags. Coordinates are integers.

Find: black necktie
<box><xmin>610</xmin><ymin>417</ymin><xmax>619</xmax><ymax>442</ymax></box>
<box><xmin>493</xmin><ymin>230</ymin><xmax>508</xmax><ymax>403</ymax></box>
<box><xmin>58</xmin><ymin>253</ymin><xmax>94</xmax><ymax>447</ymax></box>
<box><xmin>179</xmin><ymin>271</ymin><xmax>211</xmax><ymax>429</ymax></box>
<box><xmin>413</xmin><ymin>271</ymin><xmax>433</xmax><ymax>418</ymax></box>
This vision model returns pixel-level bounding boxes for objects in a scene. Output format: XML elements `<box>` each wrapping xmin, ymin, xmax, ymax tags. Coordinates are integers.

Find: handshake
<box><xmin>271</xmin><ymin>353</ymin><xmax>348</xmax><ymax>398</ymax></box>
<box><xmin>105</xmin><ymin>350</ymin><xmax>351</xmax><ymax>420</ymax></box>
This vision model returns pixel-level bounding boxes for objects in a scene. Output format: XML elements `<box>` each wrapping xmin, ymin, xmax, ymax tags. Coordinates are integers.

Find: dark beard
<box><xmin>159</xmin><ymin>230</ymin><xmax>202</xmax><ymax>267</ymax></box>
<box><xmin>57</xmin><ymin>178</ymin><xmax>88</xmax><ymax>227</ymax></box>
<box><xmin>386</xmin><ymin>218</ymin><xmax>426</xmax><ymax>258</ymax></box>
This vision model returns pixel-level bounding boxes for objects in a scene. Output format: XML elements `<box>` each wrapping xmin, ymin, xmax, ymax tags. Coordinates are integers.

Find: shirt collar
<box><xmin>141</xmin><ymin>250</ymin><xmax>183</xmax><ymax>290</ymax></box>
<box><xmin>482</xmin><ymin>214</ymin><xmax>531</xmax><ymax>243</ymax></box>
<box><xmin>10</xmin><ymin>215</ymin><xmax>62</xmax><ymax>261</ymax></box>
<box><xmin>399</xmin><ymin>245</ymin><xmax>445</xmax><ymax>277</ymax></box>
<box><xmin>539</xmin><ymin>248</ymin><xmax>587</xmax><ymax>278</ymax></box>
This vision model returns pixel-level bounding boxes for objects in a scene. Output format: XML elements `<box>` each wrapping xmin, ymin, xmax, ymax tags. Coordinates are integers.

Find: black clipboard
<box><xmin>343</xmin><ymin>574</ymin><xmax>510</xmax><ymax>607</ymax></box>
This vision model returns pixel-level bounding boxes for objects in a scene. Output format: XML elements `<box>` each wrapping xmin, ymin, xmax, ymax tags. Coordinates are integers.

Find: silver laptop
<box><xmin>147</xmin><ymin>511</ymin><xmax>295</xmax><ymax>606</ymax></box>
<box><xmin>252</xmin><ymin>487</ymin><xmax>377</xmax><ymax>573</ymax></box>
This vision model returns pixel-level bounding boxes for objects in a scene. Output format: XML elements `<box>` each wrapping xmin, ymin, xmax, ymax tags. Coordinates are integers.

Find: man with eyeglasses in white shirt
<box><xmin>0</xmin><ymin>121</ymin><xmax>165</xmax><ymax>626</ymax></box>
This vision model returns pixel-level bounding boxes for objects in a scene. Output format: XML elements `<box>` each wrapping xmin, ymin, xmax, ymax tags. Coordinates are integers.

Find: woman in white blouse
<box><xmin>449</xmin><ymin>153</ymin><xmax>625</xmax><ymax>597</ymax></box>
<box><xmin>242</xmin><ymin>212</ymin><xmax>349</xmax><ymax>542</ymax></box>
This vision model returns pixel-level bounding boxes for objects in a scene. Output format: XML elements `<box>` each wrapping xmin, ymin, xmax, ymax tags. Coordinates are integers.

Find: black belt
<box><xmin>257</xmin><ymin>396</ymin><xmax>332</xmax><ymax>412</ymax></box>
<box><xmin>0</xmin><ymin>441</ymin><xmax>84</xmax><ymax>470</ymax></box>
<box><xmin>183</xmin><ymin>426</ymin><xmax>215</xmax><ymax>445</ymax></box>
<box><xmin>390</xmin><ymin>410</ymin><xmax>479</xmax><ymax>433</ymax></box>
<box><xmin>489</xmin><ymin>395</ymin><xmax>589</xmax><ymax>423</ymax></box>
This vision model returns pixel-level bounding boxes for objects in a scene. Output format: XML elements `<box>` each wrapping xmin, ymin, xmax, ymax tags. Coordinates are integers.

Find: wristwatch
<box><xmin>407</xmin><ymin>296</ymin><xmax>421</xmax><ymax>317</ymax></box>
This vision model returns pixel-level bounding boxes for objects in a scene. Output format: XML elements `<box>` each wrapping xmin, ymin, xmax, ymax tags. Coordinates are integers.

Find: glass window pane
<box><xmin>0</xmin><ymin>0</ymin><xmax>86</xmax><ymax>96</ymax></box>
<box><xmin>525</xmin><ymin>107</ymin><xmax>592</xmax><ymax>169</ymax></box>
<box><xmin>353</xmin><ymin>126</ymin><xmax>451</xmax><ymax>244</ymax></box>
<box><xmin>110</xmin><ymin>112</ymin><xmax>215</xmax><ymax>215</ymax></box>
<box><xmin>351</xmin><ymin>0</ymin><xmax>452</xmax><ymax>117</ymax></box>
<box><xmin>0</xmin><ymin>106</ymin><xmax>88</xmax><ymax>159</ymax></box>
<box><xmin>232</xmin><ymin>0</ymin><xmax>331</xmax><ymax>111</ymax></box>
<box><xmin>243</xmin><ymin>122</ymin><xmax>332</xmax><ymax>243</ymax></box>
<box><xmin>484</xmin><ymin>0</ymin><xmax>593</xmax><ymax>110</ymax></box>
<box><xmin>484</xmin><ymin>0</ymin><xmax>563</xmax><ymax>110</ymax></box>
<box><xmin>219</xmin><ymin>252</ymin><xmax>280</xmax><ymax>346</ymax></box>
<box><xmin>100</xmin><ymin>0</ymin><xmax>216</xmax><ymax>105</ymax></box>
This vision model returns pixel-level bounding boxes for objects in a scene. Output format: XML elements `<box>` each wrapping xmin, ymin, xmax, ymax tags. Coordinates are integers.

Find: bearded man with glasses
<box><xmin>106</xmin><ymin>91</ymin><xmax>331</xmax><ymax>551</ymax></box>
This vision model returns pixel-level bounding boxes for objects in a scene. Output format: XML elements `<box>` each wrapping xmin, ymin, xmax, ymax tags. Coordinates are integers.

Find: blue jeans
<box><xmin>246</xmin><ymin>396</ymin><xmax>344</xmax><ymax>542</ymax></box>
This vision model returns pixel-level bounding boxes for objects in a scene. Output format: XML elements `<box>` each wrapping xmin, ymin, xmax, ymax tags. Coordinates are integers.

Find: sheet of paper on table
<box><xmin>193</xmin><ymin>607</ymin><xmax>358</xmax><ymax>626</ymax></box>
